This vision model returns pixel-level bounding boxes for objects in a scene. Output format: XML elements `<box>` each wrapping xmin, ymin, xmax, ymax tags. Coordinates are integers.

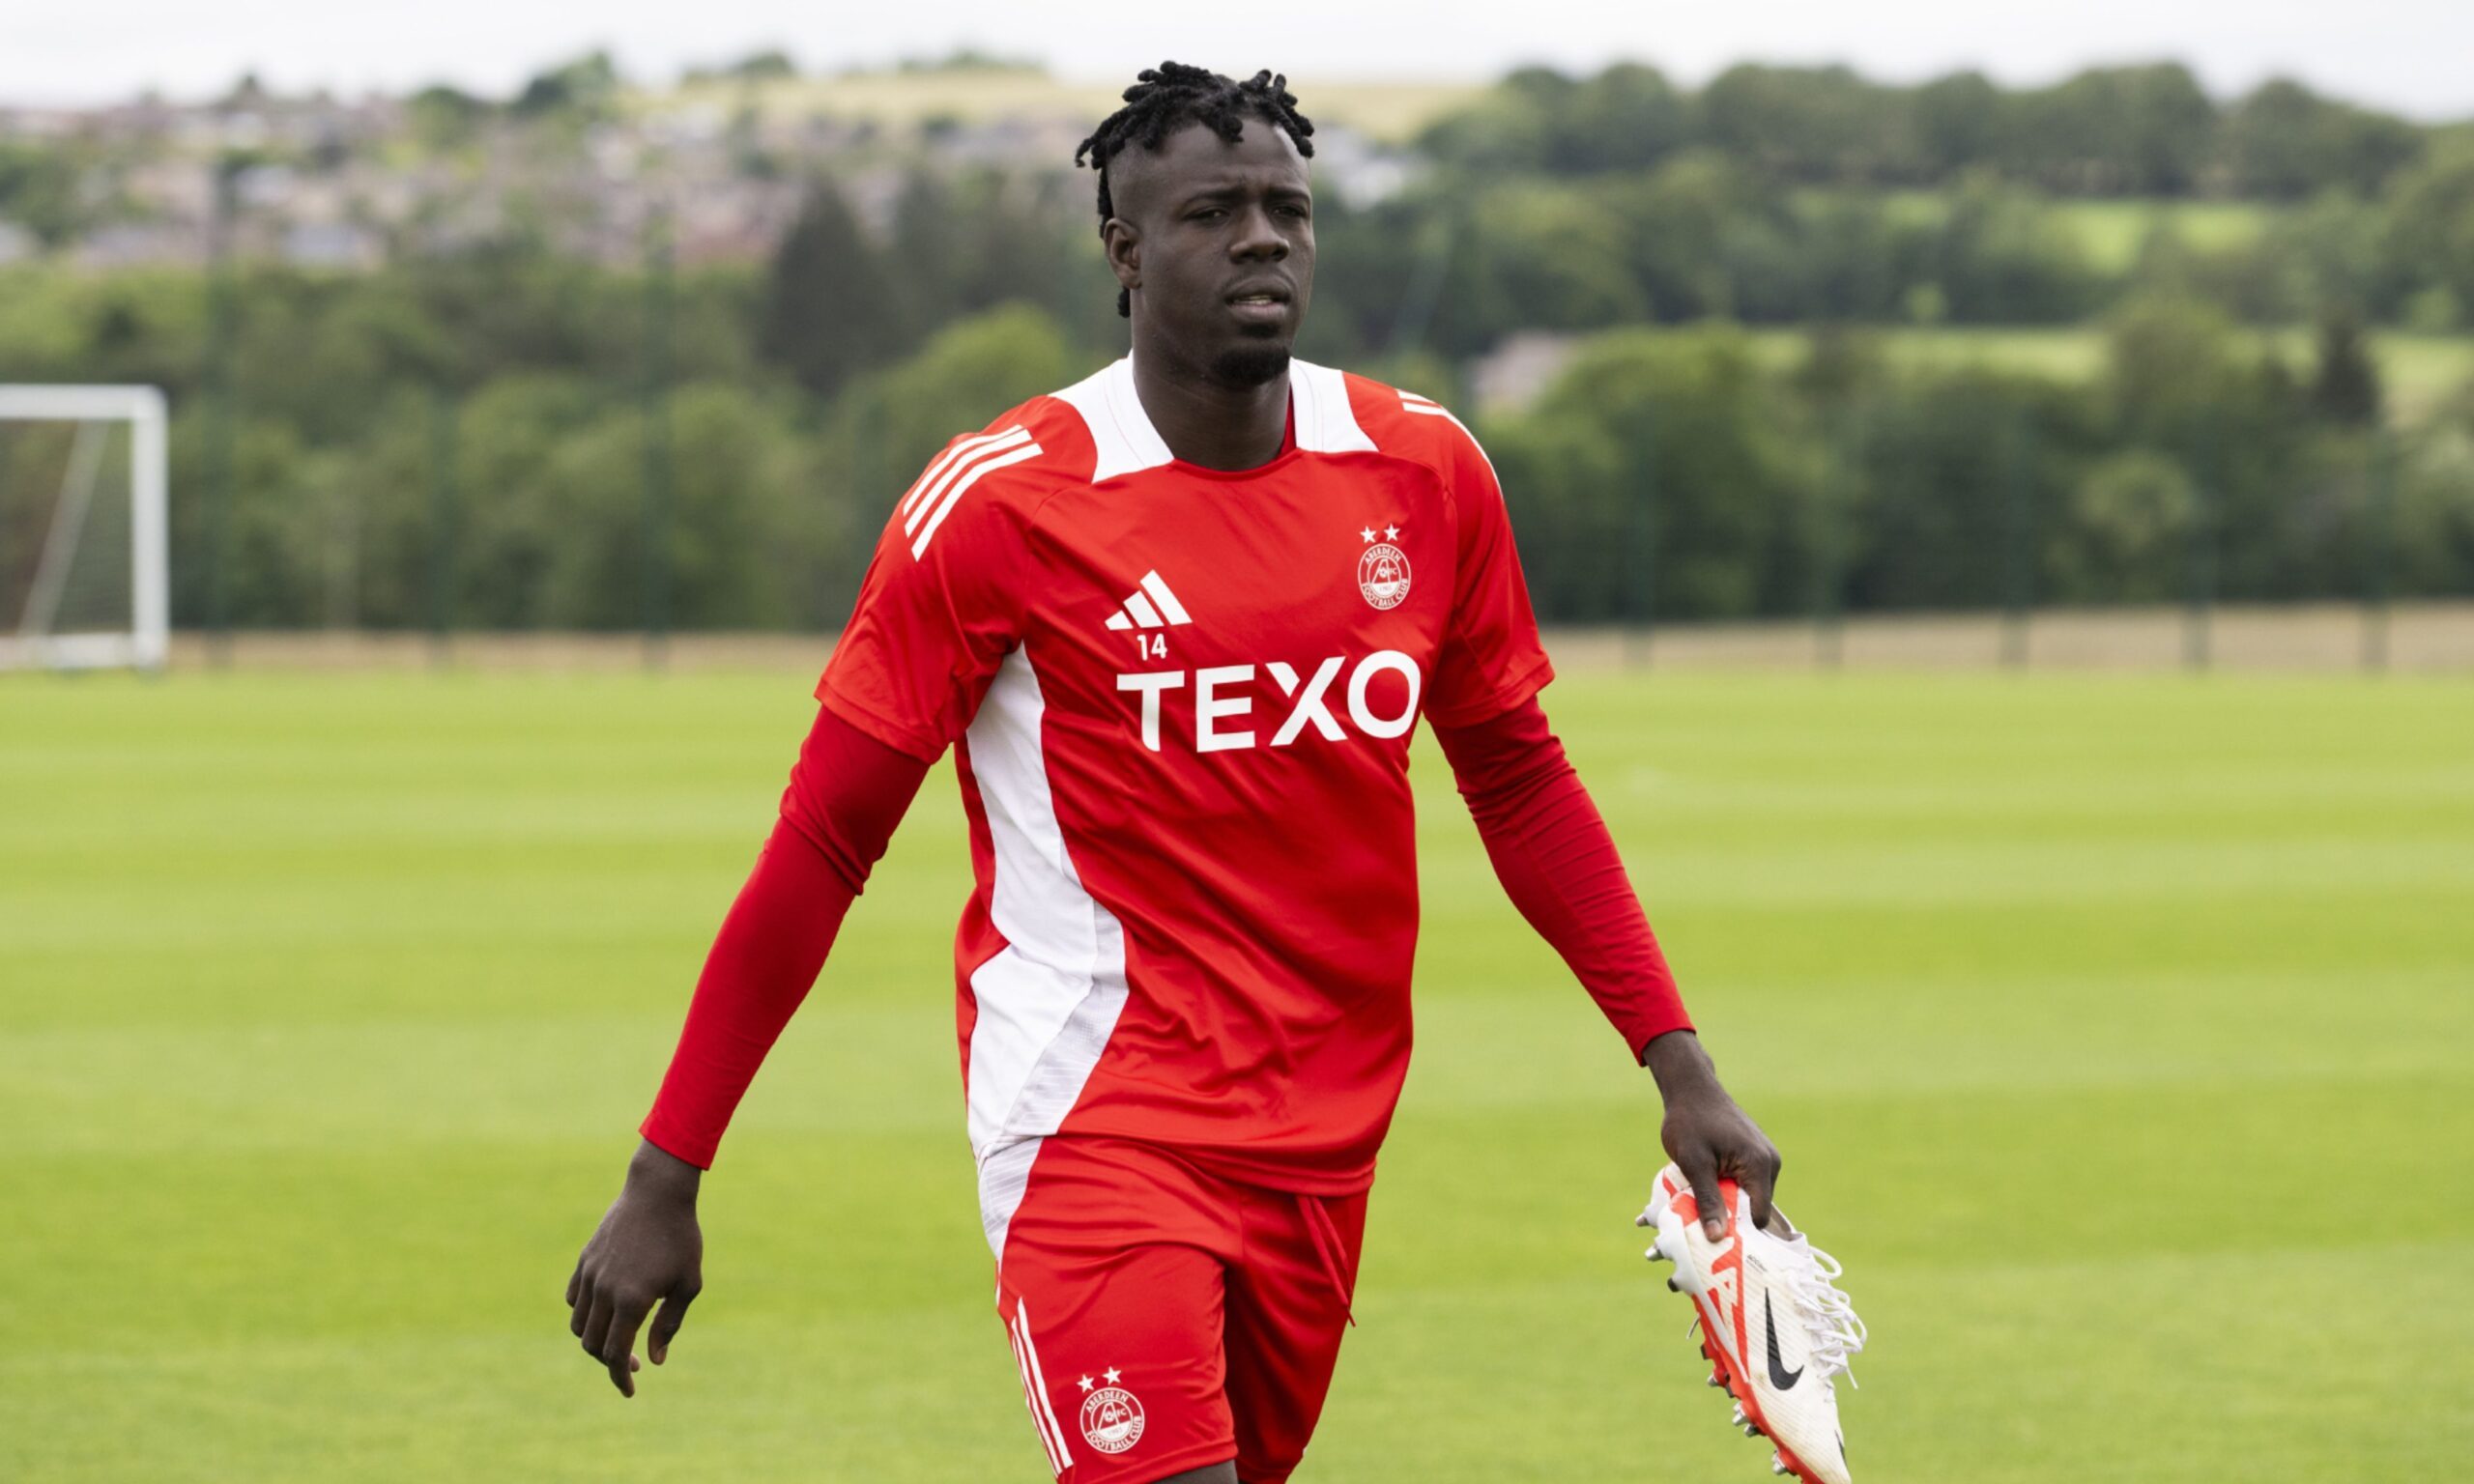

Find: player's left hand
<box><xmin>1640</xmin><ymin>1029</ymin><xmax>1781</xmax><ymax>1241</ymax></box>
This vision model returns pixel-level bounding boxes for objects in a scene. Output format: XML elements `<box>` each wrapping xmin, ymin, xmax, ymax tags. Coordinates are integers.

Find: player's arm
<box><xmin>565</xmin><ymin>417</ymin><xmax>1035</xmax><ymax>1396</ymax></box>
<box><xmin>1414</xmin><ymin>392</ymin><xmax>1778</xmax><ymax>1241</ymax></box>
<box><xmin>1431</xmin><ymin>699</ymin><xmax>1782</xmax><ymax>1241</ymax></box>
<box><xmin>565</xmin><ymin>706</ymin><xmax>928</xmax><ymax>1396</ymax></box>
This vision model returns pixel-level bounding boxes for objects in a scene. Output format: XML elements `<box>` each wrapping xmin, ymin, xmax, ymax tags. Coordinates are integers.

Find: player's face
<box><xmin>1104</xmin><ymin>117</ymin><xmax>1315</xmax><ymax>387</ymax></box>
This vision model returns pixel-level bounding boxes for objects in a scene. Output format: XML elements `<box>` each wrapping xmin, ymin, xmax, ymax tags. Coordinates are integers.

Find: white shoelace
<box><xmin>1773</xmin><ymin>1233</ymin><xmax>1868</xmax><ymax>1390</ymax></box>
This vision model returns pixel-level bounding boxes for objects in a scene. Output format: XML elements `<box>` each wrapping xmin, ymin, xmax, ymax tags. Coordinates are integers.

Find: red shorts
<box><xmin>992</xmin><ymin>1136</ymin><xmax>1367</xmax><ymax>1484</ymax></box>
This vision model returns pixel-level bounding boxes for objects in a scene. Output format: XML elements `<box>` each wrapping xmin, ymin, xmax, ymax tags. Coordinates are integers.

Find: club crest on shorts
<box><xmin>1358</xmin><ymin>524</ymin><xmax>1411</xmax><ymax>610</ymax></box>
<box><xmin>1078</xmin><ymin>1367</ymin><xmax>1145</xmax><ymax>1454</ymax></box>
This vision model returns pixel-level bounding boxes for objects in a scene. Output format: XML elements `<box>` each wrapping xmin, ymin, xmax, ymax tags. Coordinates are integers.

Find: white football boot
<box><xmin>1638</xmin><ymin>1163</ymin><xmax>1866</xmax><ymax>1484</ymax></box>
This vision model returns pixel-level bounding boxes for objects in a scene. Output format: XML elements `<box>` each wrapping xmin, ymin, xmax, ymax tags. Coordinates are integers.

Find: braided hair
<box><xmin>1075</xmin><ymin>62</ymin><xmax>1316</xmax><ymax>317</ymax></box>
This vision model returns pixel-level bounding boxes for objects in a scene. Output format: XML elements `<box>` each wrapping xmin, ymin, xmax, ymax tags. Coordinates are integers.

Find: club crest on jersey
<box><xmin>1077</xmin><ymin>1368</ymin><xmax>1145</xmax><ymax>1454</ymax></box>
<box><xmin>1358</xmin><ymin>525</ymin><xmax>1411</xmax><ymax>610</ymax></box>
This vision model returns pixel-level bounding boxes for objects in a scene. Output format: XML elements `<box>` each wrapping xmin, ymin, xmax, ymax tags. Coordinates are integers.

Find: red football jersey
<box><xmin>818</xmin><ymin>356</ymin><xmax>1554</xmax><ymax>1250</ymax></box>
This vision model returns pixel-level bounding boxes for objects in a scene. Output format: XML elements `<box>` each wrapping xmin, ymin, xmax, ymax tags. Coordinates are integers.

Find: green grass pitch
<box><xmin>5</xmin><ymin>665</ymin><xmax>2470</xmax><ymax>1481</ymax></box>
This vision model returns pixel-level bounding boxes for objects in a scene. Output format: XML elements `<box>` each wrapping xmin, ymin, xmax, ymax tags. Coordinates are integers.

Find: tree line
<box><xmin>4</xmin><ymin>60</ymin><xmax>2474</xmax><ymax>632</ymax></box>
<box><xmin>1421</xmin><ymin>63</ymin><xmax>2457</xmax><ymax>199</ymax></box>
<box><xmin>3</xmin><ymin>256</ymin><xmax>2465</xmax><ymax>633</ymax></box>
<box><xmin>1496</xmin><ymin>303</ymin><xmax>2469</xmax><ymax>622</ymax></box>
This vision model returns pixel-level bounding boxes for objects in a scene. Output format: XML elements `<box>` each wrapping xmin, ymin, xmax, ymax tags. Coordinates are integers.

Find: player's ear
<box><xmin>1103</xmin><ymin>216</ymin><xmax>1141</xmax><ymax>296</ymax></box>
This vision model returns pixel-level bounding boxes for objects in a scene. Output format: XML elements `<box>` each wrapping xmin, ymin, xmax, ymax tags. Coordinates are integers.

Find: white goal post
<box><xmin>0</xmin><ymin>385</ymin><xmax>168</xmax><ymax>671</ymax></box>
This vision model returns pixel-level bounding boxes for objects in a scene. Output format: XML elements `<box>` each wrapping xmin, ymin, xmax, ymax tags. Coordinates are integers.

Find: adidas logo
<box><xmin>1104</xmin><ymin>570</ymin><xmax>1194</xmax><ymax>632</ymax></box>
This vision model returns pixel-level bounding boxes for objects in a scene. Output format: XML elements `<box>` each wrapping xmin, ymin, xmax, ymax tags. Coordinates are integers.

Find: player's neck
<box><xmin>1127</xmin><ymin>337</ymin><xmax>1291</xmax><ymax>472</ymax></box>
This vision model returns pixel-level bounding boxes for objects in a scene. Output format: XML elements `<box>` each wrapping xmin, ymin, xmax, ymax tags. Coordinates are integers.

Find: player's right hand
<box><xmin>566</xmin><ymin>1138</ymin><xmax>705</xmax><ymax>1397</ymax></box>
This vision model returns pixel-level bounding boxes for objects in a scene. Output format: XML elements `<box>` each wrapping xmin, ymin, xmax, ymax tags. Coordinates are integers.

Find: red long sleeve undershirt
<box><xmin>636</xmin><ymin>708</ymin><xmax>928</xmax><ymax>1168</ymax></box>
<box><xmin>638</xmin><ymin>694</ymin><xmax>1689</xmax><ymax>1169</ymax></box>
<box><xmin>1429</xmin><ymin>699</ymin><xmax>1693</xmax><ymax>1062</ymax></box>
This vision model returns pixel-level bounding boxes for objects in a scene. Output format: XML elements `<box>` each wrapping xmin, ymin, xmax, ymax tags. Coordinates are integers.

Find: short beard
<box><xmin>1208</xmin><ymin>342</ymin><xmax>1292</xmax><ymax>388</ymax></box>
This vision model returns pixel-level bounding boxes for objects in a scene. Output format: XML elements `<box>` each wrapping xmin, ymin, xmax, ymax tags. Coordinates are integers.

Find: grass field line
<box><xmin>10</xmin><ymin>952</ymin><xmax>2453</xmax><ymax>1020</ymax></box>
<box><xmin>5</xmin><ymin>670</ymin><xmax>2467</xmax><ymax>1482</ymax></box>
<box><xmin>9</xmin><ymin>1250</ymin><xmax>2468</xmax><ymax>1484</ymax></box>
<box><xmin>5</xmin><ymin>835</ymin><xmax>2466</xmax><ymax>957</ymax></box>
<box><xmin>1608</xmin><ymin>760</ymin><xmax>2474</xmax><ymax>813</ymax></box>
<box><xmin>18</xmin><ymin>756</ymin><xmax>2474</xmax><ymax>848</ymax></box>
<box><xmin>1613</xmin><ymin>834</ymin><xmax>2474</xmax><ymax>905</ymax></box>
<box><xmin>8</xmin><ymin>998</ymin><xmax>2463</xmax><ymax>1155</ymax></box>
<box><xmin>12</xmin><ymin>1234</ymin><xmax>2471</xmax><ymax>1374</ymax></box>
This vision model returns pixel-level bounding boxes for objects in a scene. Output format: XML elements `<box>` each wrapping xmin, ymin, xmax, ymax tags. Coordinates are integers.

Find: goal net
<box><xmin>0</xmin><ymin>385</ymin><xmax>168</xmax><ymax>671</ymax></box>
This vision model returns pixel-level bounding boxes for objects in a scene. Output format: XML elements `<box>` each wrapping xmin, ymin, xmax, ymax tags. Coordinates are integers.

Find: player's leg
<box><xmin>1222</xmin><ymin>1186</ymin><xmax>1368</xmax><ymax>1483</ymax></box>
<box><xmin>992</xmin><ymin>1136</ymin><xmax>1247</xmax><ymax>1483</ymax></box>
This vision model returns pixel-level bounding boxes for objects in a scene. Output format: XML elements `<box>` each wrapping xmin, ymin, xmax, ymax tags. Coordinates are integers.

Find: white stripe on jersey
<box><xmin>909</xmin><ymin>439</ymin><xmax>1044</xmax><ymax>558</ymax></box>
<box><xmin>1050</xmin><ymin>357</ymin><xmax>1174</xmax><ymax>481</ymax></box>
<box><xmin>904</xmin><ymin>426</ymin><xmax>1030</xmax><ymax>536</ymax></box>
<box><xmin>1291</xmin><ymin>359</ymin><xmax>1379</xmax><ymax>454</ymax></box>
<box><xmin>964</xmin><ymin>648</ymin><xmax>1130</xmax><ymax>1257</ymax></box>
<box><xmin>1397</xmin><ymin>391</ymin><xmax>1499</xmax><ymax>479</ymax></box>
<box><xmin>900</xmin><ymin>425</ymin><xmax>1025</xmax><ymax>519</ymax></box>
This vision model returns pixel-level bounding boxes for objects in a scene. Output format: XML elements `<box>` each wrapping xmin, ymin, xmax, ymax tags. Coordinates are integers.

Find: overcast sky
<box><xmin>5</xmin><ymin>0</ymin><xmax>2469</xmax><ymax>120</ymax></box>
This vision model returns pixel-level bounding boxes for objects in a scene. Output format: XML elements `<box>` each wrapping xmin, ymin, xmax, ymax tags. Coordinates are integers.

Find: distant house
<box><xmin>283</xmin><ymin>221</ymin><xmax>383</xmax><ymax>269</ymax></box>
<box><xmin>76</xmin><ymin>224</ymin><xmax>205</xmax><ymax>268</ymax></box>
<box><xmin>1469</xmin><ymin>332</ymin><xmax>1583</xmax><ymax>416</ymax></box>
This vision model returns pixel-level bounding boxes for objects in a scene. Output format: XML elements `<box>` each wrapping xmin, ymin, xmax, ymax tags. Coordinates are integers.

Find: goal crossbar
<box><xmin>0</xmin><ymin>385</ymin><xmax>168</xmax><ymax>671</ymax></box>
